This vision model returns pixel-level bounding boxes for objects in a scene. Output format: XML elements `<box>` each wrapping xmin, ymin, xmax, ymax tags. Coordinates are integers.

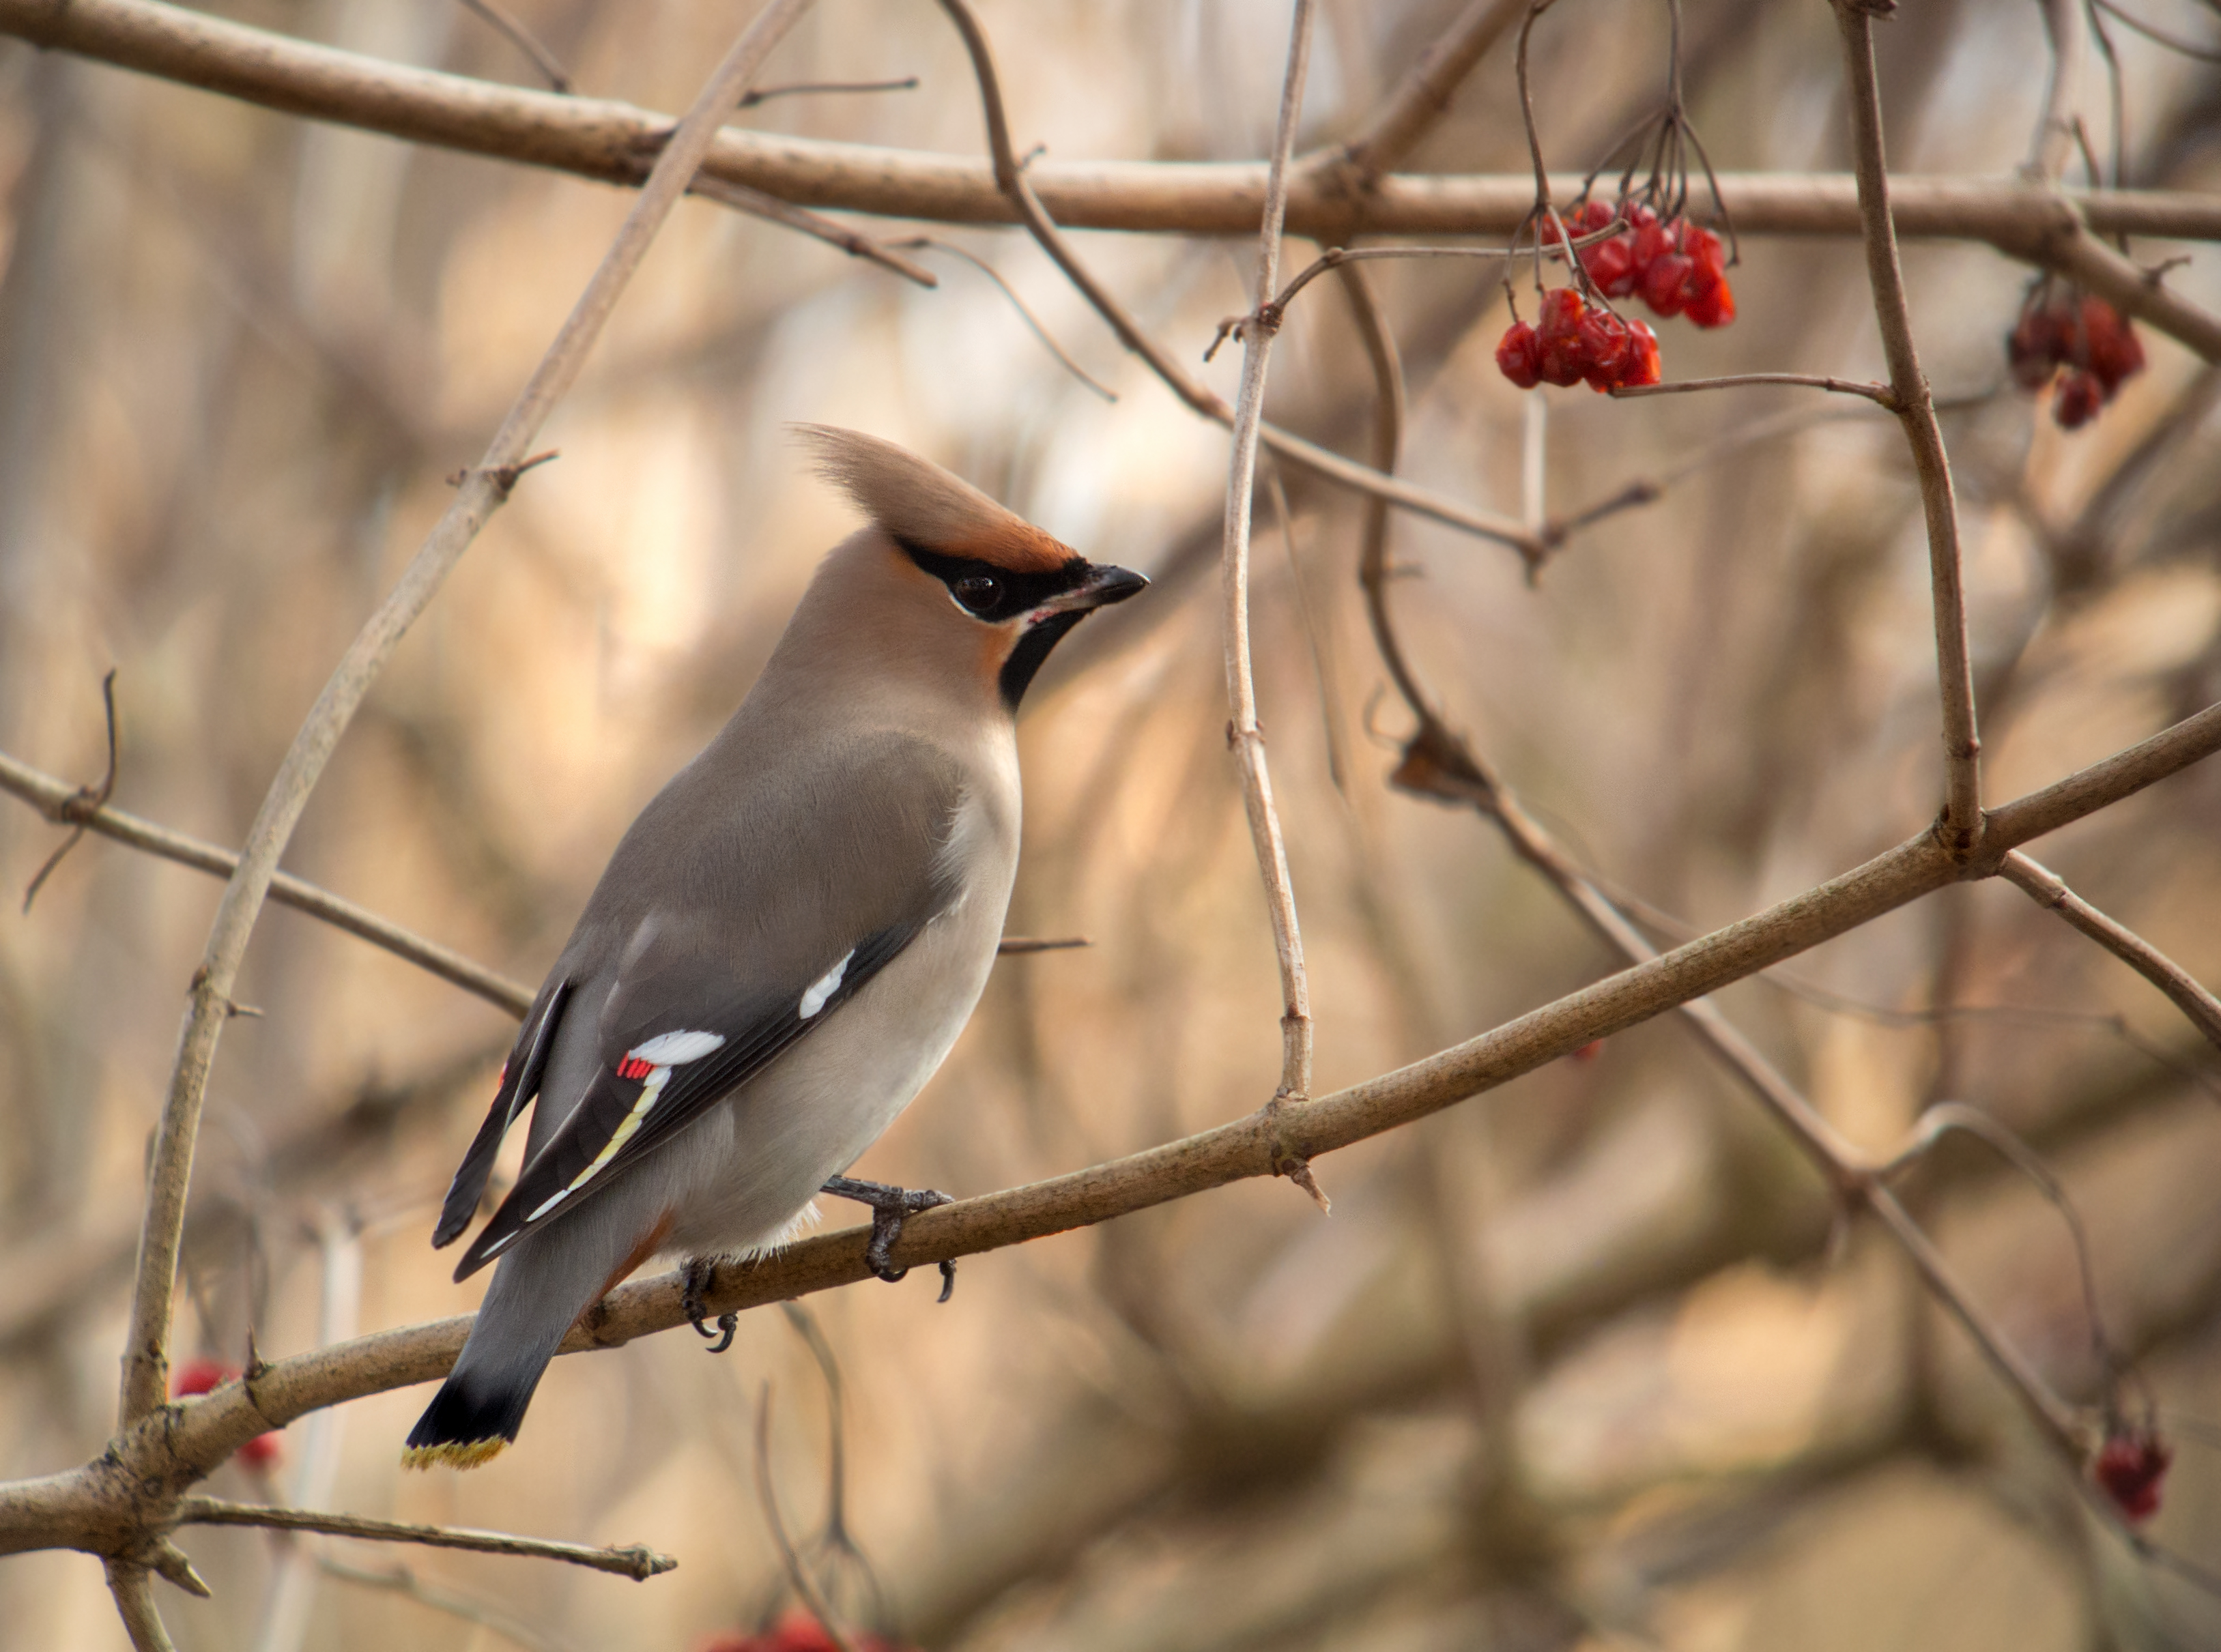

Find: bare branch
<box><xmin>2</xmin><ymin>3</ymin><xmax>2216</xmax><ymax>242</ymax></box>
<box><xmin>689</xmin><ymin>176</ymin><xmax>940</xmax><ymax>286</ymax></box>
<box><xmin>0</xmin><ymin>747</ymin><xmax>535</xmax><ymax>1016</ymax></box>
<box><xmin>1323</xmin><ymin>0</ymin><xmax>1527</xmax><ymax>183</ymax></box>
<box><xmin>20</xmin><ymin>668</ymin><xmax>117</xmax><ymax>912</ymax></box>
<box><xmin>6</xmin><ymin>695</ymin><xmax>2190</xmax><ymax>1548</ymax></box>
<box><xmin>105</xmin><ymin>1561</ymin><xmax>177</xmax><ymax>1652</ymax></box>
<box><xmin>1835</xmin><ymin>0</ymin><xmax>1983</xmax><ymax>856</ymax></box>
<box><xmin>457</xmin><ymin>0</ymin><xmax>571</xmax><ymax>93</ymax></box>
<box><xmin>1611</xmin><ymin>372</ymin><xmax>1897</xmax><ymax>405</ymax></box>
<box><xmin>177</xmin><ymin>1498</ymin><xmax>675</xmax><ymax>1580</ymax></box>
<box><xmin>739</xmin><ymin>75</ymin><xmax>921</xmax><ymax>107</ymax></box>
<box><xmin>754</xmin><ymin>1389</ymin><xmax>855</xmax><ymax>1652</ymax></box>
<box><xmin>319</xmin><ymin>1557</ymin><xmax>565</xmax><ymax>1652</ymax></box>
<box><xmin>106</xmin><ymin>7</ymin><xmax>818</xmax><ymax>1640</ymax></box>
<box><xmin>884</xmin><ymin>235</ymin><xmax>1116</xmax><ymax>396</ymax></box>
<box><xmin>2001</xmin><ymin>851</ymin><xmax>2221</xmax><ymax>1053</ymax></box>
<box><xmin>1214</xmin><ymin>0</ymin><xmax>1323</xmax><ymax>1205</ymax></box>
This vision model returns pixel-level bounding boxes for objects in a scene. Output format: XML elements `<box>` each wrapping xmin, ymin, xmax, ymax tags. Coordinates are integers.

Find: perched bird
<box><xmin>404</xmin><ymin>427</ymin><xmax>1145</xmax><ymax>1468</ymax></box>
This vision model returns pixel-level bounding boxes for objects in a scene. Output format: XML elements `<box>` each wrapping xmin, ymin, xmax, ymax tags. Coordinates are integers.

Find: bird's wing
<box><xmin>432</xmin><ymin>978</ymin><xmax>576</xmax><ymax>1249</ymax></box>
<box><xmin>448</xmin><ymin>735</ymin><xmax>970</xmax><ymax>1281</ymax></box>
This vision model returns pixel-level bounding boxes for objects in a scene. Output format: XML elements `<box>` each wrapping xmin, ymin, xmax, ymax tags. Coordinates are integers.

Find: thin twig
<box><xmin>690</xmin><ymin>176</ymin><xmax>938</xmax><ymax>286</ymax></box>
<box><xmin>1834</xmin><ymin>0</ymin><xmax>1983</xmax><ymax>856</ymax></box>
<box><xmin>319</xmin><ymin>1556</ymin><xmax>566</xmax><ymax>1652</ymax></box>
<box><xmin>885</xmin><ymin>235</ymin><xmax>1117</xmax><ymax>396</ymax></box>
<box><xmin>1216</xmin><ymin>0</ymin><xmax>1324</xmax><ymax>1211</ymax></box>
<box><xmin>739</xmin><ymin>75</ymin><xmax>920</xmax><ymax>107</ymax></box>
<box><xmin>1319</xmin><ymin>0</ymin><xmax>1525</xmax><ymax>183</ymax></box>
<box><xmin>2090</xmin><ymin>0</ymin><xmax>2221</xmax><ymax>61</ymax></box>
<box><xmin>106</xmin><ymin>1561</ymin><xmax>176</xmax><ymax>1652</ymax></box>
<box><xmin>180</xmin><ymin>1498</ymin><xmax>676</xmax><ymax>1580</ymax></box>
<box><xmin>1</xmin><ymin>747</ymin><xmax>535</xmax><ymax>1015</ymax></box>
<box><xmin>927</xmin><ymin>0</ymin><xmax>1538</xmax><ymax>560</ymax></box>
<box><xmin>457</xmin><ymin>0</ymin><xmax>571</xmax><ymax>92</ymax></box>
<box><xmin>20</xmin><ymin>668</ymin><xmax>118</xmax><ymax>912</ymax></box>
<box><xmin>754</xmin><ymin>1387</ymin><xmax>855</xmax><ymax>1652</ymax></box>
<box><xmin>106</xmin><ymin>3</ymin><xmax>816</xmax><ymax>1640</ymax></box>
<box><xmin>2030</xmin><ymin>0</ymin><xmax>2087</xmax><ymax>181</ymax></box>
<box><xmin>1610</xmin><ymin>373</ymin><xmax>1897</xmax><ymax>406</ymax></box>
<box><xmin>2000</xmin><ymin>851</ymin><xmax>2221</xmax><ymax>1053</ymax></box>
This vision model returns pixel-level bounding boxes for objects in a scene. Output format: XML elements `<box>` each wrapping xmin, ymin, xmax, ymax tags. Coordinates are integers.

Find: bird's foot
<box><xmin>820</xmin><ymin>1176</ymin><xmax>957</xmax><ymax>1302</ymax></box>
<box><xmin>681</xmin><ymin>1255</ymin><xmax>737</xmax><ymax>1353</ymax></box>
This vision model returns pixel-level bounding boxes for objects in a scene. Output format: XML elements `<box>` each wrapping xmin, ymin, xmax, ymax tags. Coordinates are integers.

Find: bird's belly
<box><xmin>657</xmin><ymin>875</ymin><xmax>1008</xmax><ymax>1259</ymax></box>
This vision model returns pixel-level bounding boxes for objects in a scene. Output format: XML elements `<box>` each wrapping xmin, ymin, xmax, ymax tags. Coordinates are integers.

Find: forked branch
<box><xmin>1834</xmin><ymin>0</ymin><xmax>1983</xmax><ymax>857</ymax></box>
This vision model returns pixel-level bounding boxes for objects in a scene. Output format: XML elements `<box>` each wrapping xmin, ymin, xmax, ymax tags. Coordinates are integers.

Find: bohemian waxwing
<box><xmin>403</xmin><ymin>426</ymin><xmax>1145</xmax><ymax>1468</ymax></box>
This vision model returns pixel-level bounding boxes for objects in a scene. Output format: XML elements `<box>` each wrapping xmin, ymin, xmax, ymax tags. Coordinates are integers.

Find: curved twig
<box><xmin>177</xmin><ymin>1498</ymin><xmax>676</xmax><ymax>1580</ymax></box>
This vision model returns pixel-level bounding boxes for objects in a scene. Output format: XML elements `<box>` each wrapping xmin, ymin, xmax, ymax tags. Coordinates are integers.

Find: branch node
<box><xmin>23</xmin><ymin>669</ymin><xmax>119</xmax><ymax>912</ymax></box>
<box><xmin>144</xmin><ymin>1537</ymin><xmax>212</xmax><ymax>1599</ymax></box>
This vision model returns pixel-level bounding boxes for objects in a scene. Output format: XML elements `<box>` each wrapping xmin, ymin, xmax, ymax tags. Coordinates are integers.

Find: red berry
<box><xmin>1536</xmin><ymin>288</ymin><xmax>1590</xmax><ymax>387</ymax></box>
<box><xmin>1495</xmin><ymin>320</ymin><xmax>1542</xmax><ymax>389</ymax></box>
<box><xmin>1577</xmin><ymin>199</ymin><xmax>1617</xmax><ymax>233</ymax></box>
<box><xmin>2008</xmin><ymin>305</ymin><xmax>2061</xmax><ymax>391</ymax></box>
<box><xmin>1684</xmin><ymin>275</ymin><xmax>1736</xmax><ymax>329</ymax></box>
<box><xmin>173</xmin><ymin>1359</ymin><xmax>231</xmax><ymax>1398</ymax></box>
<box><xmin>238</xmin><ymin>1434</ymin><xmax>281</xmax><ymax>1469</ymax></box>
<box><xmin>2094</xmin><ymin>1431</ymin><xmax>2172</xmax><ymax>1522</ymax></box>
<box><xmin>1578</xmin><ymin>310</ymin><xmax>1631</xmax><ymax>391</ymax></box>
<box><xmin>1583</xmin><ymin>236</ymin><xmax>1637</xmax><ymax>298</ymax></box>
<box><xmin>1620</xmin><ymin>319</ymin><xmax>1661</xmax><ymax>387</ymax></box>
<box><xmin>1684</xmin><ymin>224</ymin><xmax>1727</xmax><ymax>279</ymax></box>
<box><xmin>1641</xmin><ymin>253</ymin><xmax>1693</xmax><ymax>318</ymax></box>
<box><xmin>1629</xmin><ymin>211</ymin><xmax>1671</xmax><ymax>272</ymax></box>
<box><xmin>2081</xmin><ymin>296</ymin><xmax>2144</xmax><ymax>392</ymax></box>
<box><xmin>2053</xmin><ymin>369</ymin><xmax>2105</xmax><ymax>429</ymax></box>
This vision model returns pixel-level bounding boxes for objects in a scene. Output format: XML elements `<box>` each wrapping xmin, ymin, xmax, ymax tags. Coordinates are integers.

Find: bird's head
<box><xmin>794</xmin><ymin>425</ymin><xmax>1147</xmax><ymax>712</ymax></box>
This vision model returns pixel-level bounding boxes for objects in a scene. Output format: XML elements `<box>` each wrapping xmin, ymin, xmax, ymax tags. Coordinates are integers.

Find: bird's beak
<box><xmin>1035</xmin><ymin>562</ymin><xmax>1149</xmax><ymax>618</ymax></box>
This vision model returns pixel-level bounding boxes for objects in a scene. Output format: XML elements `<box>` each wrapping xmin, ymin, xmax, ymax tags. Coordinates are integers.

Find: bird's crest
<box><xmin>796</xmin><ymin>424</ymin><xmax>1074</xmax><ymax>573</ymax></box>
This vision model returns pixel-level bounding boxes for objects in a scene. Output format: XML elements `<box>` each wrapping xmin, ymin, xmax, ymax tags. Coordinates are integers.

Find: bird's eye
<box><xmin>952</xmin><ymin>573</ymin><xmax>1002</xmax><ymax>614</ymax></box>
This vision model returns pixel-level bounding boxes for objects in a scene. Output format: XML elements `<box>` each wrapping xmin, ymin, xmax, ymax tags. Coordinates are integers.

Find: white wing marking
<box><xmin>799</xmin><ymin>949</ymin><xmax>855</xmax><ymax>1019</ymax></box>
<box><xmin>629</xmin><ymin>1029</ymin><xmax>726</xmax><ymax>1065</ymax></box>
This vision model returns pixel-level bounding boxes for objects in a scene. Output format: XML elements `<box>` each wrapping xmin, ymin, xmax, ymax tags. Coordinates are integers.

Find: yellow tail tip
<box><xmin>401</xmin><ymin>1437</ymin><xmax>508</xmax><ymax>1471</ymax></box>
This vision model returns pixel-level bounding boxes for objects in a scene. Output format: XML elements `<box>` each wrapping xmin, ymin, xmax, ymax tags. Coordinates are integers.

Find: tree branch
<box><xmin>1339</xmin><ymin>258</ymin><xmax>2082</xmax><ymax>1458</ymax></box>
<box><xmin>4</xmin><ymin>5</ymin><xmax>2213</xmax><ymax>237</ymax></box>
<box><xmin>1321</xmin><ymin>0</ymin><xmax>1528</xmax><ymax>184</ymax></box>
<box><xmin>175</xmin><ymin>1498</ymin><xmax>675</xmax><ymax>1580</ymax></box>
<box><xmin>0</xmin><ymin>747</ymin><xmax>536</xmax><ymax>1016</ymax></box>
<box><xmin>104</xmin><ymin>1</ymin><xmax>816</xmax><ymax>1637</ymax></box>
<box><xmin>1835</xmin><ymin>0</ymin><xmax>1983</xmax><ymax>857</ymax></box>
<box><xmin>0</xmin><ymin>691</ymin><xmax>2190</xmax><ymax>1576</ymax></box>
<box><xmin>1214</xmin><ymin>0</ymin><xmax>1322</xmax><ymax>1200</ymax></box>
<box><xmin>2000</xmin><ymin>850</ymin><xmax>2221</xmax><ymax>1053</ymax></box>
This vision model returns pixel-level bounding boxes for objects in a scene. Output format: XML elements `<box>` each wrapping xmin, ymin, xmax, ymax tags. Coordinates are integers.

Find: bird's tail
<box><xmin>403</xmin><ymin>1314</ymin><xmax>565</xmax><ymax>1470</ymax></box>
<box><xmin>403</xmin><ymin>1222</ymin><xmax>604</xmax><ymax>1470</ymax></box>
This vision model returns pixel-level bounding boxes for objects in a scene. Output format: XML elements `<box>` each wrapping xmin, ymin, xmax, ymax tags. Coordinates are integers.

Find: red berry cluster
<box><xmin>2093</xmin><ymin>1428</ymin><xmax>2173</xmax><ymax>1523</ymax></box>
<box><xmin>1556</xmin><ymin>200</ymin><xmax>1736</xmax><ymax>329</ymax></box>
<box><xmin>171</xmin><ymin>1358</ymin><xmax>281</xmax><ymax>1468</ymax></box>
<box><xmin>1496</xmin><ymin>289</ymin><xmax>1661</xmax><ymax>392</ymax></box>
<box><xmin>2009</xmin><ymin>291</ymin><xmax>2145</xmax><ymax>430</ymax></box>
<box><xmin>699</xmin><ymin>1613</ymin><xmax>913</xmax><ymax>1652</ymax></box>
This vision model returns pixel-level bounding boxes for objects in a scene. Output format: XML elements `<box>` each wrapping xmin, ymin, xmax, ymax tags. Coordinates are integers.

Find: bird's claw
<box><xmin>682</xmin><ymin>1256</ymin><xmax>738</xmax><ymax>1354</ymax></box>
<box><xmin>820</xmin><ymin>1175</ymin><xmax>958</xmax><ymax>1300</ymax></box>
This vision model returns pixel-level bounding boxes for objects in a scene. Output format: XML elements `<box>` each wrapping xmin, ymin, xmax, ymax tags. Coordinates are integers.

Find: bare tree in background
<box><xmin>2</xmin><ymin>0</ymin><xmax>2221</xmax><ymax>1648</ymax></box>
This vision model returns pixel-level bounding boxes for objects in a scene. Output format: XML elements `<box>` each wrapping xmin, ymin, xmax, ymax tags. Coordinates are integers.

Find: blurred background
<box><xmin>3</xmin><ymin>0</ymin><xmax>2221</xmax><ymax>1647</ymax></box>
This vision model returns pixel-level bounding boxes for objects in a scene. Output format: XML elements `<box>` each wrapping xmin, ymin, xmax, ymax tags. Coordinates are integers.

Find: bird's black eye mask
<box><xmin>898</xmin><ymin>540</ymin><xmax>1090</xmax><ymax>624</ymax></box>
